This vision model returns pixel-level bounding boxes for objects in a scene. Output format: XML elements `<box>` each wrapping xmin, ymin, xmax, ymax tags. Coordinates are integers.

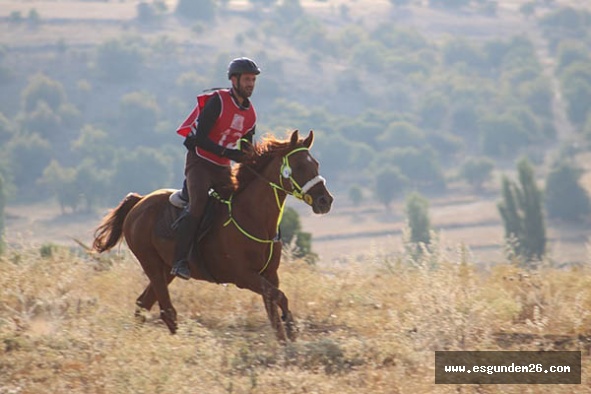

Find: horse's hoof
<box><xmin>134</xmin><ymin>308</ymin><xmax>147</xmax><ymax>323</ymax></box>
<box><xmin>160</xmin><ymin>309</ymin><xmax>178</xmax><ymax>334</ymax></box>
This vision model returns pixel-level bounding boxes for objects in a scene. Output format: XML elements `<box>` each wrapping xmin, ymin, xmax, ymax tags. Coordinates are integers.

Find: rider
<box><xmin>170</xmin><ymin>57</ymin><xmax>260</xmax><ymax>280</ymax></box>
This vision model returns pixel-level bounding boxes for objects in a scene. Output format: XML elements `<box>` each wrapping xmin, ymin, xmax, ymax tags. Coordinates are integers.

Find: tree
<box><xmin>405</xmin><ymin>191</ymin><xmax>431</xmax><ymax>246</ymax></box>
<box><xmin>519</xmin><ymin>78</ymin><xmax>553</xmax><ymax>118</ymax></box>
<box><xmin>442</xmin><ymin>38</ymin><xmax>485</xmax><ymax>69</ymax></box>
<box><xmin>280</xmin><ymin>207</ymin><xmax>301</xmax><ymax>245</ymax></box>
<box><xmin>5</xmin><ymin>134</ymin><xmax>52</xmax><ymax>195</ymax></box>
<box><xmin>519</xmin><ymin>2</ymin><xmax>536</xmax><ymax>19</ymax></box>
<box><xmin>71</xmin><ymin>125</ymin><xmax>116</xmax><ymax>168</ymax></box>
<box><xmin>389</xmin><ymin>0</ymin><xmax>411</xmax><ymax>7</ymax></box>
<box><xmin>544</xmin><ymin>158</ymin><xmax>590</xmax><ymax>222</ymax></box>
<box><xmin>275</xmin><ymin>0</ymin><xmax>304</xmax><ymax>21</ymax></box>
<box><xmin>95</xmin><ymin>38</ymin><xmax>144</xmax><ymax>83</ymax></box>
<box><xmin>348</xmin><ymin>184</ymin><xmax>363</xmax><ymax>207</ymax></box>
<box><xmin>20</xmin><ymin>73</ymin><xmax>67</xmax><ymax>112</ymax></box>
<box><xmin>426</xmin><ymin>131</ymin><xmax>464</xmax><ymax>160</ymax></box>
<box><xmin>137</xmin><ymin>2</ymin><xmax>157</xmax><ymax>24</ymax></box>
<box><xmin>21</xmin><ymin>101</ymin><xmax>62</xmax><ymax>140</ymax></box>
<box><xmin>109</xmin><ymin>147</ymin><xmax>173</xmax><ymax>203</ymax></box>
<box><xmin>0</xmin><ymin>112</ymin><xmax>14</xmax><ymax>145</ymax></box>
<box><xmin>27</xmin><ymin>8</ymin><xmax>40</xmax><ymax>27</ymax></box>
<box><xmin>556</xmin><ymin>41</ymin><xmax>589</xmax><ymax>71</ymax></box>
<box><xmin>584</xmin><ymin>113</ymin><xmax>591</xmax><ymax>146</ymax></box>
<box><xmin>480</xmin><ymin>114</ymin><xmax>529</xmax><ymax>157</ymax></box>
<box><xmin>374</xmin><ymin>166</ymin><xmax>408</xmax><ymax>209</ymax></box>
<box><xmin>429</xmin><ymin>0</ymin><xmax>470</xmax><ymax>10</ymax></box>
<box><xmin>460</xmin><ymin>157</ymin><xmax>494</xmax><ymax>192</ymax></box>
<box><xmin>175</xmin><ymin>0</ymin><xmax>216</xmax><ymax>21</ymax></box>
<box><xmin>39</xmin><ymin>160</ymin><xmax>79</xmax><ymax>214</ymax></box>
<box><xmin>249</xmin><ymin>0</ymin><xmax>279</xmax><ymax>9</ymax></box>
<box><xmin>137</xmin><ymin>1</ymin><xmax>167</xmax><ymax>24</ymax></box>
<box><xmin>351</xmin><ymin>42</ymin><xmax>387</xmax><ymax>73</ymax></box>
<box><xmin>498</xmin><ymin>158</ymin><xmax>546</xmax><ymax>265</ymax></box>
<box><xmin>76</xmin><ymin>159</ymin><xmax>109</xmax><ymax>212</ymax></box>
<box><xmin>377</xmin><ymin>121</ymin><xmax>425</xmax><ymax>149</ymax></box>
<box><xmin>418</xmin><ymin>93</ymin><xmax>449</xmax><ymax>130</ymax></box>
<box><xmin>280</xmin><ymin>206</ymin><xmax>315</xmax><ymax>262</ymax></box>
<box><xmin>563</xmin><ymin>79</ymin><xmax>591</xmax><ymax>126</ymax></box>
<box><xmin>118</xmin><ymin>91</ymin><xmax>161</xmax><ymax>146</ymax></box>
<box><xmin>450</xmin><ymin>104</ymin><xmax>480</xmax><ymax>141</ymax></box>
<box><xmin>380</xmin><ymin>147</ymin><xmax>446</xmax><ymax>191</ymax></box>
<box><xmin>0</xmin><ymin>173</ymin><xmax>5</xmax><ymax>255</ymax></box>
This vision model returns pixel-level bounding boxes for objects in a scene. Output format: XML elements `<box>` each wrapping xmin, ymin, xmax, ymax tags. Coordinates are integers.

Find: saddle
<box><xmin>155</xmin><ymin>191</ymin><xmax>218</xmax><ymax>282</ymax></box>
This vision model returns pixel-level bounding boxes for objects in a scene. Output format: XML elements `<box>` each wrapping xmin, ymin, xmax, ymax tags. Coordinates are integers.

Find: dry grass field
<box><xmin>1</xmin><ymin>243</ymin><xmax>591</xmax><ymax>393</ymax></box>
<box><xmin>2</xmin><ymin>0</ymin><xmax>591</xmax><ymax>391</ymax></box>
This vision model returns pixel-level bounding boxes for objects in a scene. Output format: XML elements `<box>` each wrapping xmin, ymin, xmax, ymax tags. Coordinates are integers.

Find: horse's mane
<box><xmin>232</xmin><ymin>133</ymin><xmax>301</xmax><ymax>193</ymax></box>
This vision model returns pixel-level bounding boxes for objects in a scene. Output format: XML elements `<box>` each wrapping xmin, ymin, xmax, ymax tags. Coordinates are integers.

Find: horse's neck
<box><xmin>233</xmin><ymin>161</ymin><xmax>286</xmax><ymax>235</ymax></box>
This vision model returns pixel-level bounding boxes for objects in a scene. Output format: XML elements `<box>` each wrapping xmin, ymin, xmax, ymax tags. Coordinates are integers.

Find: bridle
<box><xmin>210</xmin><ymin>146</ymin><xmax>326</xmax><ymax>274</ymax></box>
<box><xmin>277</xmin><ymin>146</ymin><xmax>326</xmax><ymax>206</ymax></box>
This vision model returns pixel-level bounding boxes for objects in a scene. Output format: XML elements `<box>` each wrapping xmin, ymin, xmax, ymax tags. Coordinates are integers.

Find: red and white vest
<box><xmin>176</xmin><ymin>89</ymin><xmax>256</xmax><ymax>166</ymax></box>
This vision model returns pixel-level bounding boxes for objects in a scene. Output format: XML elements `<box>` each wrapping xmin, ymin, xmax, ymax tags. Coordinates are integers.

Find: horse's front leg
<box><xmin>239</xmin><ymin>272</ymin><xmax>296</xmax><ymax>342</ymax></box>
<box><xmin>262</xmin><ymin>271</ymin><xmax>297</xmax><ymax>342</ymax></box>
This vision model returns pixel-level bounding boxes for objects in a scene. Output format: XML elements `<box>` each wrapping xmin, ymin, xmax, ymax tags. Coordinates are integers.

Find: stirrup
<box><xmin>169</xmin><ymin>190</ymin><xmax>188</xmax><ymax>209</ymax></box>
<box><xmin>171</xmin><ymin>260</ymin><xmax>191</xmax><ymax>280</ymax></box>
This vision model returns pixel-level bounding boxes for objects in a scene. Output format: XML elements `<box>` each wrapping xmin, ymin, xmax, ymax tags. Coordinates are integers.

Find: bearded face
<box><xmin>232</xmin><ymin>73</ymin><xmax>257</xmax><ymax>100</ymax></box>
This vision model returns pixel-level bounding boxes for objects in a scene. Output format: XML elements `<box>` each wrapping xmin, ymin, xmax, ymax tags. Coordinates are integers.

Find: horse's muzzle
<box><xmin>312</xmin><ymin>193</ymin><xmax>333</xmax><ymax>214</ymax></box>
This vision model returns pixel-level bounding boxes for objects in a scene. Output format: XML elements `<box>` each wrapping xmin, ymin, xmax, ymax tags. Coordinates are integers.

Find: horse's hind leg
<box><xmin>134</xmin><ymin>251</ymin><xmax>178</xmax><ymax>334</ymax></box>
<box><xmin>135</xmin><ymin>272</ymin><xmax>175</xmax><ymax>322</ymax></box>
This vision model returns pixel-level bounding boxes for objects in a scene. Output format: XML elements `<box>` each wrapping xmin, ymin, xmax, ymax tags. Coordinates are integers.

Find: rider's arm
<box><xmin>242</xmin><ymin>127</ymin><xmax>255</xmax><ymax>144</ymax></box>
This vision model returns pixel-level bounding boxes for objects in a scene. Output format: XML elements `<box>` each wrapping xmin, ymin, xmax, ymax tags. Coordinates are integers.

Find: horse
<box><xmin>92</xmin><ymin>130</ymin><xmax>333</xmax><ymax>342</ymax></box>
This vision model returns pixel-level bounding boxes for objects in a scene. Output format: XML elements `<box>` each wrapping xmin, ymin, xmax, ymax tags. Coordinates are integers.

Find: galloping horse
<box><xmin>92</xmin><ymin>130</ymin><xmax>333</xmax><ymax>341</ymax></box>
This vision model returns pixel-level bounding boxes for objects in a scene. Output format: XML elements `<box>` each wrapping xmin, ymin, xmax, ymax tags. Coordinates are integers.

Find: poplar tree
<box><xmin>0</xmin><ymin>174</ymin><xmax>5</xmax><ymax>254</ymax></box>
<box><xmin>498</xmin><ymin>158</ymin><xmax>546</xmax><ymax>264</ymax></box>
<box><xmin>405</xmin><ymin>191</ymin><xmax>431</xmax><ymax>246</ymax></box>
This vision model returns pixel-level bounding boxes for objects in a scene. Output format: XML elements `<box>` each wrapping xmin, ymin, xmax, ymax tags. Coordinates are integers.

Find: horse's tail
<box><xmin>93</xmin><ymin>192</ymin><xmax>143</xmax><ymax>253</ymax></box>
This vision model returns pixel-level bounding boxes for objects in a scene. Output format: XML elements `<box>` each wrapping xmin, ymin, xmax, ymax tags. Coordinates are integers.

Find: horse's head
<box><xmin>234</xmin><ymin>130</ymin><xmax>334</xmax><ymax>214</ymax></box>
<box><xmin>280</xmin><ymin>130</ymin><xmax>333</xmax><ymax>214</ymax></box>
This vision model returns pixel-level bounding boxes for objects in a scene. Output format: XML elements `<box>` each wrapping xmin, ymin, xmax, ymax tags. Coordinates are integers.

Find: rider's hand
<box><xmin>240</xmin><ymin>140</ymin><xmax>256</xmax><ymax>161</ymax></box>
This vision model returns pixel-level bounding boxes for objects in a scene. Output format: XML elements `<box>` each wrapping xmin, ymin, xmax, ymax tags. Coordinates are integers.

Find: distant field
<box><xmin>1</xmin><ymin>0</ymin><xmax>586</xmax><ymax>48</ymax></box>
<box><xmin>6</xmin><ymin>183</ymin><xmax>589</xmax><ymax>267</ymax></box>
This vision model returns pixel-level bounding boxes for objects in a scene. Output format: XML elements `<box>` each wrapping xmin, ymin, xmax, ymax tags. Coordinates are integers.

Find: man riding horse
<box><xmin>170</xmin><ymin>57</ymin><xmax>260</xmax><ymax>280</ymax></box>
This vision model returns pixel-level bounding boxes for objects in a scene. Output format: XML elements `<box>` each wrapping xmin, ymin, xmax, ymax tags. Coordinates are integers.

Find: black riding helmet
<box><xmin>227</xmin><ymin>57</ymin><xmax>261</xmax><ymax>79</ymax></box>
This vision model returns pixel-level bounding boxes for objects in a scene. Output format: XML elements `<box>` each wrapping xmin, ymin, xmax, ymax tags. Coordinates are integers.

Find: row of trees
<box><xmin>394</xmin><ymin>155</ymin><xmax>590</xmax><ymax>267</ymax></box>
<box><xmin>498</xmin><ymin>156</ymin><xmax>590</xmax><ymax>266</ymax></box>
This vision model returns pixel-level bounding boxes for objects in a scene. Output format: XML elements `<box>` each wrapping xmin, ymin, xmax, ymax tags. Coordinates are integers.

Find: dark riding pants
<box><xmin>185</xmin><ymin>150</ymin><xmax>232</xmax><ymax>221</ymax></box>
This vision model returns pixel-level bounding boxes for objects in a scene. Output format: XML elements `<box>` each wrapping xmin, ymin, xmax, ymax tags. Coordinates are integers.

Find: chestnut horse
<box><xmin>92</xmin><ymin>130</ymin><xmax>333</xmax><ymax>341</ymax></box>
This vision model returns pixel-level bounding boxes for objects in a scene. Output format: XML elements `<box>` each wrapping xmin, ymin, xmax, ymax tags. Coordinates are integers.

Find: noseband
<box><xmin>279</xmin><ymin>147</ymin><xmax>326</xmax><ymax>206</ymax></box>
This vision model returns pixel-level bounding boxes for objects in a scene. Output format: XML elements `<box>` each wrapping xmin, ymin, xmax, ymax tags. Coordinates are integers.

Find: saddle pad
<box><xmin>154</xmin><ymin>202</ymin><xmax>183</xmax><ymax>239</ymax></box>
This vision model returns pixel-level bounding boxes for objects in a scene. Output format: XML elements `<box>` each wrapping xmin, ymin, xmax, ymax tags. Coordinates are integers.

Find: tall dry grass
<box><xmin>1</xmin><ymin>241</ymin><xmax>590</xmax><ymax>394</ymax></box>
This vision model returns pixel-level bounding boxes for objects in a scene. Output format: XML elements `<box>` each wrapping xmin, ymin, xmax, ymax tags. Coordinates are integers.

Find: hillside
<box><xmin>1</xmin><ymin>0</ymin><xmax>591</xmax><ymax>266</ymax></box>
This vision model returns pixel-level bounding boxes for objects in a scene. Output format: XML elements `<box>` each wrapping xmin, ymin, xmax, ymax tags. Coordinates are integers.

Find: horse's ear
<box><xmin>303</xmin><ymin>130</ymin><xmax>314</xmax><ymax>148</ymax></box>
<box><xmin>290</xmin><ymin>130</ymin><xmax>300</xmax><ymax>146</ymax></box>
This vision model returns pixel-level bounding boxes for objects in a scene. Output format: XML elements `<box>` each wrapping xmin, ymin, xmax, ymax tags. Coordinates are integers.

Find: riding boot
<box><xmin>170</xmin><ymin>214</ymin><xmax>199</xmax><ymax>280</ymax></box>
